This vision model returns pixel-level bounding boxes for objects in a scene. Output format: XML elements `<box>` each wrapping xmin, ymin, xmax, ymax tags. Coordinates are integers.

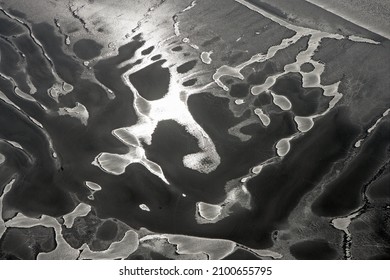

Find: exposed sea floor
<box><xmin>0</xmin><ymin>0</ymin><xmax>389</xmax><ymax>260</ymax></box>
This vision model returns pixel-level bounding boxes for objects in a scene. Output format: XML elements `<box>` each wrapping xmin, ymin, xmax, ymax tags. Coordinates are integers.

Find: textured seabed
<box><xmin>0</xmin><ymin>0</ymin><xmax>389</xmax><ymax>260</ymax></box>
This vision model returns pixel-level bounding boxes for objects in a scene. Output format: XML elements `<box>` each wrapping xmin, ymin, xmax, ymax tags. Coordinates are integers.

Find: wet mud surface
<box><xmin>0</xmin><ymin>0</ymin><xmax>389</xmax><ymax>259</ymax></box>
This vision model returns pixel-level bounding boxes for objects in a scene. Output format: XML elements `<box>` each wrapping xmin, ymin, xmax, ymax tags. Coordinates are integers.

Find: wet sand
<box><xmin>306</xmin><ymin>0</ymin><xmax>390</xmax><ymax>39</ymax></box>
<box><xmin>0</xmin><ymin>0</ymin><xmax>389</xmax><ymax>260</ymax></box>
<box><xmin>312</xmin><ymin>120</ymin><xmax>390</xmax><ymax>217</ymax></box>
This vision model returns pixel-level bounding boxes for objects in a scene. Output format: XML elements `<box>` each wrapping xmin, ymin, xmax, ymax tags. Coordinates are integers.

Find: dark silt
<box><xmin>290</xmin><ymin>239</ymin><xmax>339</xmax><ymax>260</ymax></box>
<box><xmin>312</xmin><ymin>120</ymin><xmax>390</xmax><ymax>217</ymax></box>
<box><xmin>0</xmin><ymin>0</ymin><xmax>389</xmax><ymax>261</ymax></box>
<box><xmin>73</xmin><ymin>38</ymin><xmax>103</xmax><ymax>60</ymax></box>
<box><xmin>129</xmin><ymin>60</ymin><xmax>170</xmax><ymax>101</ymax></box>
<box><xmin>176</xmin><ymin>59</ymin><xmax>197</xmax><ymax>74</ymax></box>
